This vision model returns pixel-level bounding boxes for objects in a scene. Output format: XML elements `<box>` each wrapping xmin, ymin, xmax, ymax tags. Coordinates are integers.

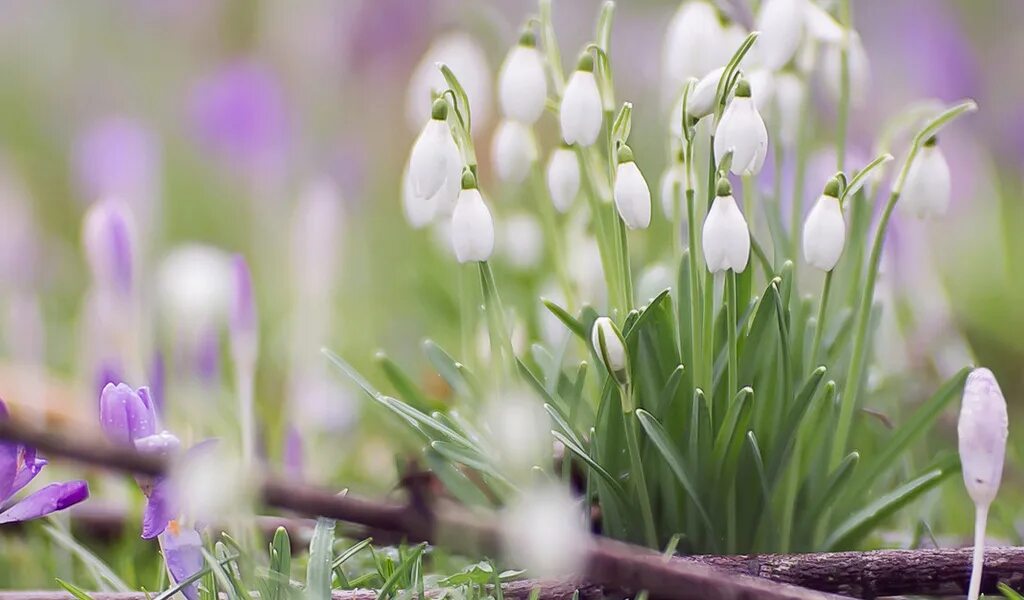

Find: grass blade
<box><xmin>305</xmin><ymin>518</ymin><xmax>336</xmax><ymax>600</ymax></box>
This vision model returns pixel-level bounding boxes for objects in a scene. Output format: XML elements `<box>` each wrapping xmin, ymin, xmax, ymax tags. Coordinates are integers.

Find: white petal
<box><xmin>546</xmin><ymin>148</ymin><xmax>580</xmax><ymax>213</ymax></box>
<box><xmin>499</xmin><ymin>46</ymin><xmax>548</xmax><ymax>124</ymax></box>
<box><xmin>491</xmin><ymin>120</ymin><xmax>537</xmax><ymax>183</ymax></box>
<box><xmin>659</xmin><ymin>166</ymin><xmax>684</xmax><ymax>220</ymax></box>
<box><xmin>451</xmin><ymin>188</ymin><xmax>495</xmax><ymax>263</ymax></box>
<box><xmin>560</xmin><ymin>71</ymin><xmax>603</xmax><ymax>146</ymax></box>
<box><xmin>756</xmin><ymin>0</ymin><xmax>805</xmax><ymax>69</ymax></box>
<box><xmin>958</xmin><ymin>368</ymin><xmax>1008</xmax><ymax>506</ymax></box>
<box><xmin>409</xmin><ymin>120</ymin><xmax>451</xmax><ymax>198</ymax></box>
<box><xmin>802</xmin><ymin>195</ymin><xmax>846</xmax><ymax>271</ymax></box>
<box><xmin>773</xmin><ymin>72</ymin><xmax>805</xmax><ymax>149</ymax></box>
<box><xmin>499</xmin><ymin>213</ymin><xmax>544</xmax><ymax>270</ymax></box>
<box><xmin>702</xmin><ymin>195</ymin><xmax>750</xmax><ymax>272</ymax></box>
<box><xmin>401</xmin><ymin>167</ymin><xmax>436</xmax><ymax>228</ymax></box>
<box><xmin>714</xmin><ymin>97</ymin><xmax>769</xmax><ymax>176</ymax></box>
<box><xmin>803</xmin><ymin>2</ymin><xmax>843</xmax><ymax>43</ymax></box>
<box><xmin>405</xmin><ymin>32</ymin><xmax>493</xmax><ymax>131</ymax></box>
<box><xmin>899</xmin><ymin>145</ymin><xmax>951</xmax><ymax>219</ymax></box>
<box><xmin>613</xmin><ymin>161</ymin><xmax>652</xmax><ymax>230</ymax></box>
<box><xmin>662</xmin><ymin>1</ymin><xmax>722</xmax><ymax>99</ymax></box>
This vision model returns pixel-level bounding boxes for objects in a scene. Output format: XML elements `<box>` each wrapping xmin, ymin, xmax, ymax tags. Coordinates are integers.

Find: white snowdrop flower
<box><xmin>546</xmin><ymin>146</ymin><xmax>579</xmax><ymax>213</ymax></box>
<box><xmin>401</xmin><ymin>168</ymin><xmax>435</xmax><ymax>228</ymax></box>
<box><xmin>499</xmin><ymin>213</ymin><xmax>544</xmax><ymax>270</ymax></box>
<box><xmin>958</xmin><ymin>367</ymin><xmax>1009</xmax><ymax>600</ymax></box>
<box><xmin>591</xmin><ymin>316</ymin><xmax>629</xmax><ymax>386</ymax></box>
<box><xmin>899</xmin><ymin>138</ymin><xmax>951</xmax><ymax>219</ymax></box>
<box><xmin>802</xmin><ymin>177</ymin><xmax>846</xmax><ymax>271</ymax></box>
<box><xmin>498</xmin><ymin>30</ymin><xmax>548</xmax><ymax>125</ymax></box>
<box><xmin>638</xmin><ymin>263</ymin><xmax>674</xmax><ymax>303</ymax></box>
<box><xmin>821</xmin><ymin>31</ymin><xmax>870</xmax><ymax>106</ymax></box>
<box><xmin>803</xmin><ymin>2</ymin><xmax>843</xmax><ymax>44</ymax></box>
<box><xmin>671</xmin><ymin>67</ymin><xmax>724</xmax><ymax>135</ymax></box>
<box><xmin>157</xmin><ymin>244</ymin><xmax>232</xmax><ymax>336</ymax></box>
<box><xmin>171</xmin><ymin>443</ymin><xmax>255</xmax><ymax>525</ymax></box>
<box><xmin>408</xmin><ymin>100</ymin><xmax>460</xmax><ymax>199</ymax></box>
<box><xmin>702</xmin><ymin>178</ymin><xmax>750</xmax><ymax>273</ymax></box>
<box><xmin>491</xmin><ymin>119</ymin><xmax>537</xmax><ymax>184</ymax></box>
<box><xmin>747</xmin><ymin>68</ymin><xmax>776</xmax><ymax>114</ymax></box>
<box><xmin>406</xmin><ymin>32</ymin><xmax>492</xmax><ymax>131</ymax></box>
<box><xmin>483</xmin><ymin>392</ymin><xmax>550</xmax><ymax>477</ymax></box>
<box><xmin>662</xmin><ymin>1</ymin><xmax>737</xmax><ymax>100</ymax></box>
<box><xmin>560</xmin><ymin>54</ymin><xmax>603</xmax><ymax>147</ymax></box>
<box><xmin>756</xmin><ymin>0</ymin><xmax>805</xmax><ymax>69</ymax></box>
<box><xmin>502</xmin><ymin>484</ymin><xmax>590</xmax><ymax>579</ymax></box>
<box><xmin>773</xmin><ymin>71</ymin><xmax>805</xmax><ymax>150</ymax></box>
<box><xmin>612</xmin><ymin>145</ymin><xmax>652</xmax><ymax>230</ymax></box>
<box><xmin>714</xmin><ymin>79</ymin><xmax>769</xmax><ymax>176</ymax></box>
<box><xmin>450</xmin><ymin>171</ymin><xmax>495</xmax><ymax>263</ymax></box>
<box><xmin>659</xmin><ymin>160</ymin><xmax>685</xmax><ymax>220</ymax></box>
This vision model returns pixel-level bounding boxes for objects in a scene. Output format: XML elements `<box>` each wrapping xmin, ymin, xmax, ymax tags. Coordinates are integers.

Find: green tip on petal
<box><xmin>716</xmin><ymin>177</ymin><xmax>732</xmax><ymax>197</ymax></box>
<box><xmin>824</xmin><ymin>176</ymin><xmax>842</xmax><ymax>198</ymax></box>
<box><xmin>576</xmin><ymin>52</ymin><xmax>595</xmax><ymax>72</ymax></box>
<box><xmin>431</xmin><ymin>98</ymin><xmax>449</xmax><ymax>121</ymax></box>
<box><xmin>518</xmin><ymin>28</ymin><xmax>537</xmax><ymax>47</ymax></box>
<box><xmin>734</xmin><ymin>78</ymin><xmax>752</xmax><ymax>98</ymax></box>
<box><xmin>923</xmin><ymin>135</ymin><xmax>939</xmax><ymax>148</ymax></box>
<box><xmin>461</xmin><ymin>168</ymin><xmax>477</xmax><ymax>190</ymax></box>
<box><xmin>617</xmin><ymin>143</ymin><xmax>635</xmax><ymax>164</ymax></box>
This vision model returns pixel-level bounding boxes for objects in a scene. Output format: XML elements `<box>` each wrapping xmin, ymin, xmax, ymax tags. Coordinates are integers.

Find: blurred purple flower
<box><xmin>0</xmin><ymin>399</ymin><xmax>89</xmax><ymax>524</ymax></box>
<box><xmin>283</xmin><ymin>423</ymin><xmax>303</xmax><ymax>478</ymax></box>
<box><xmin>188</xmin><ymin>60</ymin><xmax>290</xmax><ymax>176</ymax></box>
<box><xmin>347</xmin><ymin>0</ymin><xmax>432</xmax><ymax>76</ymax></box>
<box><xmin>83</xmin><ymin>199</ymin><xmax>136</xmax><ymax>298</ymax></box>
<box><xmin>72</xmin><ymin>117</ymin><xmax>161</xmax><ymax>218</ymax></box>
<box><xmin>159</xmin><ymin>524</ymin><xmax>204</xmax><ymax>600</ymax></box>
<box><xmin>229</xmin><ymin>255</ymin><xmax>258</xmax><ymax>351</ymax></box>
<box><xmin>99</xmin><ymin>383</ymin><xmax>158</xmax><ymax>446</ymax></box>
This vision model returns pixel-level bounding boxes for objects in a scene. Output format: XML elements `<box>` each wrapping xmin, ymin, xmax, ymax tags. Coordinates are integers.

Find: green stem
<box><xmin>726</xmin><ymin>271</ymin><xmax>738</xmax><ymax>401</ymax></box>
<box><xmin>530</xmin><ymin>166</ymin><xmax>576</xmax><ymax>311</ymax></box>
<box><xmin>623</xmin><ymin>397</ymin><xmax>658</xmax><ymax>548</ymax></box>
<box><xmin>702</xmin><ymin>138</ymin><xmax>717</xmax><ymax>399</ymax></box>
<box><xmin>809</xmin><ymin>271</ymin><xmax>833</xmax><ymax>369</ymax></box>
<box><xmin>686</xmin><ymin>186</ymin><xmax>702</xmax><ymax>392</ymax></box>
<box><xmin>478</xmin><ymin>261</ymin><xmax>514</xmax><ymax>382</ymax></box>
<box><xmin>575</xmin><ymin>147</ymin><xmax>622</xmax><ymax>315</ymax></box>
<box><xmin>831</xmin><ymin>191</ymin><xmax>899</xmax><ymax>469</ymax></box>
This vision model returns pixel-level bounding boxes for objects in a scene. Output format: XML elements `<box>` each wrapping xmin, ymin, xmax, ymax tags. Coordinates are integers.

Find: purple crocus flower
<box><xmin>187</xmin><ymin>60</ymin><xmax>290</xmax><ymax>178</ymax></box>
<box><xmin>83</xmin><ymin>199</ymin><xmax>136</xmax><ymax>299</ymax></box>
<box><xmin>99</xmin><ymin>383</ymin><xmax>158</xmax><ymax>447</ymax></box>
<box><xmin>72</xmin><ymin>117</ymin><xmax>161</xmax><ymax>212</ymax></box>
<box><xmin>229</xmin><ymin>254</ymin><xmax>258</xmax><ymax>355</ymax></box>
<box><xmin>159</xmin><ymin>524</ymin><xmax>204</xmax><ymax>600</ymax></box>
<box><xmin>0</xmin><ymin>400</ymin><xmax>89</xmax><ymax>524</ymax></box>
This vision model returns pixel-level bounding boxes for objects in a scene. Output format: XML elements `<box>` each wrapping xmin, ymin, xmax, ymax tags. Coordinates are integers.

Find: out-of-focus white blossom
<box><xmin>756</xmin><ymin>0</ymin><xmax>805</xmax><ymax>69</ymax></box>
<box><xmin>483</xmin><ymin>392</ymin><xmax>549</xmax><ymax>477</ymax></box>
<box><xmin>821</xmin><ymin>31</ymin><xmax>870</xmax><ymax>106</ymax></box>
<box><xmin>406</xmin><ymin>32</ymin><xmax>492</xmax><ymax>131</ymax></box>
<box><xmin>662</xmin><ymin>1</ymin><xmax>743</xmax><ymax>101</ymax></box>
<box><xmin>171</xmin><ymin>443</ymin><xmax>255</xmax><ymax>525</ymax></box>
<box><xmin>659</xmin><ymin>162</ymin><xmax>685</xmax><ymax>220</ymax></box>
<box><xmin>702</xmin><ymin>179</ymin><xmax>750</xmax><ymax>273</ymax></box>
<box><xmin>747</xmin><ymin>68</ymin><xmax>776</xmax><ymax>114</ymax></box>
<box><xmin>899</xmin><ymin>139</ymin><xmax>951</xmax><ymax>219</ymax></box>
<box><xmin>491</xmin><ymin>120</ymin><xmax>537</xmax><ymax>184</ymax></box>
<box><xmin>450</xmin><ymin>174</ymin><xmax>495</xmax><ymax>263</ymax></box>
<box><xmin>501</xmin><ymin>484</ymin><xmax>590</xmax><ymax>578</ymax></box>
<box><xmin>546</xmin><ymin>146</ymin><xmax>579</xmax><ymax>213</ymax></box>
<box><xmin>157</xmin><ymin>244</ymin><xmax>232</xmax><ymax>335</ymax></box>
<box><xmin>560</xmin><ymin>55</ymin><xmax>603</xmax><ymax>147</ymax></box>
<box><xmin>408</xmin><ymin>102</ymin><xmax>460</xmax><ymax>199</ymax></box>
<box><xmin>612</xmin><ymin>145</ymin><xmax>651</xmax><ymax>230</ymax></box>
<box><xmin>499</xmin><ymin>213</ymin><xmax>544</xmax><ymax>271</ymax></box>
<box><xmin>498</xmin><ymin>31</ymin><xmax>548</xmax><ymax>124</ymax></box>
<box><xmin>670</xmin><ymin>67</ymin><xmax>723</xmax><ymax>136</ymax></box>
<box><xmin>714</xmin><ymin>80</ymin><xmax>769</xmax><ymax>176</ymax></box>
<box><xmin>773</xmin><ymin>71</ymin><xmax>805</xmax><ymax>149</ymax></box>
<box><xmin>637</xmin><ymin>263</ymin><xmax>674</xmax><ymax>303</ymax></box>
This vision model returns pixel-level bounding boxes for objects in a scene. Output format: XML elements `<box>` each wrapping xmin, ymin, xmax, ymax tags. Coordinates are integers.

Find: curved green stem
<box><xmin>809</xmin><ymin>271</ymin><xmax>833</xmax><ymax>369</ymax></box>
<box><xmin>726</xmin><ymin>271</ymin><xmax>738</xmax><ymax>401</ymax></box>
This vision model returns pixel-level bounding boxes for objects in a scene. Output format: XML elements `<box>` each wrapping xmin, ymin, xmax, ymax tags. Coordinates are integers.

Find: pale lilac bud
<box><xmin>82</xmin><ymin>199</ymin><xmax>136</xmax><ymax>297</ymax></box>
<box><xmin>229</xmin><ymin>255</ymin><xmax>258</xmax><ymax>353</ymax></box>
<box><xmin>99</xmin><ymin>383</ymin><xmax>158</xmax><ymax>446</ymax></box>
<box><xmin>958</xmin><ymin>368</ymin><xmax>1008</xmax><ymax>508</ymax></box>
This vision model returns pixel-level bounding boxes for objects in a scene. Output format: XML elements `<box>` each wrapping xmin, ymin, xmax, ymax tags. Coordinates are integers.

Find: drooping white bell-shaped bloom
<box><xmin>498</xmin><ymin>32</ymin><xmax>548</xmax><ymax>124</ymax></box>
<box><xmin>899</xmin><ymin>139</ymin><xmax>951</xmax><ymax>219</ymax></box>
<box><xmin>821</xmin><ymin>31</ymin><xmax>870</xmax><ymax>106</ymax></box>
<box><xmin>546</xmin><ymin>146</ymin><xmax>579</xmax><ymax>213</ymax></box>
<box><xmin>498</xmin><ymin>213</ymin><xmax>544</xmax><ymax>271</ymax></box>
<box><xmin>406</xmin><ymin>32</ymin><xmax>492</xmax><ymax>131</ymax></box>
<box><xmin>756</xmin><ymin>0</ymin><xmax>805</xmax><ymax>69</ymax></box>
<box><xmin>670</xmin><ymin>67</ymin><xmax>724</xmax><ymax>136</ymax></box>
<box><xmin>773</xmin><ymin>71</ymin><xmax>805</xmax><ymax>150</ymax></box>
<box><xmin>959</xmin><ymin>367</ymin><xmax>1008</xmax><ymax>508</ymax></box>
<box><xmin>802</xmin><ymin>180</ymin><xmax>846</xmax><ymax>271</ymax></box>
<box><xmin>560</xmin><ymin>55</ymin><xmax>603</xmax><ymax>147</ymax></box>
<box><xmin>958</xmin><ymin>367</ymin><xmax>1009</xmax><ymax>600</ymax></box>
<box><xmin>659</xmin><ymin>163</ymin><xmax>685</xmax><ymax>220</ymax></box>
<box><xmin>401</xmin><ymin>167</ymin><xmax>435</xmax><ymax>229</ymax></box>
<box><xmin>612</xmin><ymin>145</ymin><xmax>651</xmax><ymax>230</ymax></box>
<box><xmin>714</xmin><ymin>80</ymin><xmax>769</xmax><ymax>176</ymax></box>
<box><xmin>803</xmin><ymin>2</ymin><xmax>844</xmax><ymax>44</ymax></box>
<box><xmin>702</xmin><ymin>179</ymin><xmax>750</xmax><ymax>273</ymax></box>
<box><xmin>591</xmin><ymin>316</ymin><xmax>628</xmax><ymax>386</ymax></box>
<box><xmin>491</xmin><ymin>119</ymin><xmax>537</xmax><ymax>183</ymax></box>
<box><xmin>408</xmin><ymin>101</ymin><xmax>460</xmax><ymax>199</ymax></box>
<box><xmin>661</xmin><ymin>1</ymin><xmax>737</xmax><ymax>100</ymax></box>
<box><xmin>450</xmin><ymin>172</ymin><xmax>495</xmax><ymax>263</ymax></box>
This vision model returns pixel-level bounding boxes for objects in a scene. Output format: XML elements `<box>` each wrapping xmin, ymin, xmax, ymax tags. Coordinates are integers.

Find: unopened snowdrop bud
<box><xmin>408</xmin><ymin>100</ymin><xmax>459</xmax><ymax>199</ymax></box>
<box><xmin>661</xmin><ymin>1</ymin><xmax>739</xmax><ymax>100</ymax></box>
<box><xmin>591</xmin><ymin>317</ymin><xmax>629</xmax><ymax>388</ymax></box>
<box><xmin>702</xmin><ymin>178</ymin><xmax>750</xmax><ymax>273</ymax></box>
<box><xmin>802</xmin><ymin>177</ymin><xmax>846</xmax><ymax>271</ymax></box>
<box><xmin>546</xmin><ymin>145</ymin><xmax>579</xmax><ymax>213</ymax></box>
<box><xmin>560</xmin><ymin>54</ymin><xmax>603</xmax><ymax>147</ymax></box>
<box><xmin>498</xmin><ymin>29</ymin><xmax>548</xmax><ymax>124</ymax></box>
<box><xmin>714</xmin><ymin>79</ymin><xmax>769</xmax><ymax>176</ymax></box>
<box><xmin>450</xmin><ymin>170</ymin><xmax>495</xmax><ymax>263</ymax></box>
<box><xmin>491</xmin><ymin>119</ymin><xmax>537</xmax><ymax>183</ymax></box>
<box><xmin>959</xmin><ymin>368</ymin><xmax>1008</xmax><ymax>509</ymax></box>
<box><xmin>612</xmin><ymin>145</ymin><xmax>651</xmax><ymax>230</ymax></box>
<box><xmin>899</xmin><ymin>137</ymin><xmax>951</xmax><ymax>219</ymax></box>
<box><xmin>83</xmin><ymin>199</ymin><xmax>136</xmax><ymax>297</ymax></box>
<box><xmin>756</xmin><ymin>0</ymin><xmax>805</xmax><ymax>69</ymax></box>
<box><xmin>958</xmin><ymin>367</ymin><xmax>1009</xmax><ymax>600</ymax></box>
